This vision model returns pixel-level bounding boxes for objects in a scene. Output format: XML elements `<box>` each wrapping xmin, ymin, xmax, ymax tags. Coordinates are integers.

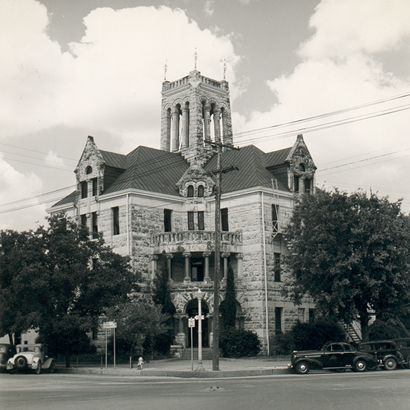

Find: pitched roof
<box><xmin>205</xmin><ymin>145</ymin><xmax>290</xmax><ymax>193</ymax></box>
<box><xmin>51</xmin><ymin>144</ymin><xmax>292</xmax><ymax>208</ymax></box>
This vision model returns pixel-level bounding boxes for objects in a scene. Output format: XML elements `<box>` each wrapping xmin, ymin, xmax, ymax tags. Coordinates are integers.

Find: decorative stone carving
<box><xmin>176</xmin><ymin>162</ymin><xmax>215</xmax><ymax>198</ymax></box>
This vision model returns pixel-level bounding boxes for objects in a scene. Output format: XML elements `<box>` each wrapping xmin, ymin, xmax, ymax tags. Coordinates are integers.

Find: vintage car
<box><xmin>0</xmin><ymin>343</ymin><xmax>16</xmax><ymax>372</ymax></box>
<box><xmin>7</xmin><ymin>344</ymin><xmax>55</xmax><ymax>374</ymax></box>
<box><xmin>290</xmin><ymin>341</ymin><xmax>379</xmax><ymax>374</ymax></box>
<box><xmin>394</xmin><ymin>338</ymin><xmax>410</xmax><ymax>368</ymax></box>
<box><xmin>358</xmin><ymin>340</ymin><xmax>406</xmax><ymax>370</ymax></box>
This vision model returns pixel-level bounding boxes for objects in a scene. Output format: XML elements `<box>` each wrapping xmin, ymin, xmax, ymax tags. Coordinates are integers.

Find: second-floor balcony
<box><xmin>152</xmin><ymin>230</ymin><xmax>242</xmax><ymax>254</ymax></box>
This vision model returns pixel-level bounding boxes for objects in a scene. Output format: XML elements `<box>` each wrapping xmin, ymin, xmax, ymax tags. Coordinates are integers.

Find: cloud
<box><xmin>0</xmin><ymin>1</ymin><xmax>240</xmax><ymax>154</ymax></box>
<box><xmin>237</xmin><ymin>0</ymin><xmax>410</xmax><ymax>208</ymax></box>
<box><xmin>0</xmin><ymin>154</ymin><xmax>45</xmax><ymax>230</ymax></box>
<box><xmin>45</xmin><ymin>150</ymin><xmax>65</xmax><ymax>167</ymax></box>
<box><xmin>300</xmin><ymin>0</ymin><xmax>410</xmax><ymax>59</ymax></box>
<box><xmin>204</xmin><ymin>0</ymin><xmax>215</xmax><ymax>16</ymax></box>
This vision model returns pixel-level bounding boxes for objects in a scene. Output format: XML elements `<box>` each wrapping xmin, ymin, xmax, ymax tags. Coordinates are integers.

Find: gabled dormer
<box><xmin>176</xmin><ymin>162</ymin><xmax>215</xmax><ymax>199</ymax></box>
<box><xmin>74</xmin><ymin>136</ymin><xmax>105</xmax><ymax>199</ymax></box>
<box><xmin>287</xmin><ymin>134</ymin><xmax>316</xmax><ymax>194</ymax></box>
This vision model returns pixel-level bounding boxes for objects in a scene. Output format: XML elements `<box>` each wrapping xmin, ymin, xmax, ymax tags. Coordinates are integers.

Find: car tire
<box><xmin>15</xmin><ymin>356</ymin><xmax>27</xmax><ymax>370</ymax></box>
<box><xmin>295</xmin><ymin>361</ymin><xmax>310</xmax><ymax>374</ymax></box>
<box><xmin>384</xmin><ymin>357</ymin><xmax>397</xmax><ymax>371</ymax></box>
<box><xmin>353</xmin><ymin>359</ymin><xmax>367</xmax><ymax>372</ymax></box>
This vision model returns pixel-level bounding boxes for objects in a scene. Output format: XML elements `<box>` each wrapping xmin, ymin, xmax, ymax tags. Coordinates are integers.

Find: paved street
<box><xmin>1</xmin><ymin>369</ymin><xmax>410</xmax><ymax>410</ymax></box>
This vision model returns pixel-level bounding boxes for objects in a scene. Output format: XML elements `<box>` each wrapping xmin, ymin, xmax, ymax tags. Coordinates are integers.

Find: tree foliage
<box><xmin>284</xmin><ymin>189</ymin><xmax>410</xmax><ymax>340</ymax></box>
<box><xmin>106</xmin><ymin>296</ymin><xmax>167</xmax><ymax>358</ymax></box>
<box><xmin>0</xmin><ymin>215</ymin><xmax>135</xmax><ymax>366</ymax></box>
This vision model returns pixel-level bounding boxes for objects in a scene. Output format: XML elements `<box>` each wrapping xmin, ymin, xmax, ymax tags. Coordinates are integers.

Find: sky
<box><xmin>1</xmin><ymin>0</ymin><xmax>410</xmax><ymax>230</ymax></box>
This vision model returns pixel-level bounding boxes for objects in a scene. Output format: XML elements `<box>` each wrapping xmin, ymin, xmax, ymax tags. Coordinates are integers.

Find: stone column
<box><xmin>165</xmin><ymin>109</ymin><xmax>171</xmax><ymax>151</ymax></box>
<box><xmin>213</xmin><ymin>108</ymin><xmax>221</xmax><ymax>143</ymax></box>
<box><xmin>171</xmin><ymin>106</ymin><xmax>180</xmax><ymax>152</ymax></box>
<box><xmin>204</xmin><ymin>103</ymin><xmax>211</xmax><ymax>142</ymax></box>
<box><xmin>181</xmin><ymin>105</ymin><xmax>189</xmax><ymax>148</ymax></box>
<box><xmin>183</xmin><ymin>252</ymin><xmax>191</xmax><ymax>282</ymax></box>
<box><xmin>222</xmin><ymin>252</ymin><xmax>230</xmax><ymax>280</ymax></box>
<box><xmin>222</xmin><ymin>109</ymin><xmax>233</xmax><ymax>146</ymax></box>
<box><xmin>203</xmin><ymin>251</ymin><xmax>211</xmax><ymax>282</ymax></box>
<box><xmin>175</xmin><ymin>313</ymin><xmax>186</xmax><ymax>347</ymax></box>
<box><xmin>166</xmin><ymin>254</ymin><xmax>173</xmax><ymax>281</ymax></box>
<box><xmin>299</xmin><ymin>176</ymin><xmax>305</xmax><ymax>194</ymax></box>
<box><xmin>236</xmin><ymin>253</ymin><xmax>243</xmax><ymax>277</ymax></box>
<box><xmin>151</xmin><ymin>254</ymin><xmax>159</xmax><ymax>281</ymax></box>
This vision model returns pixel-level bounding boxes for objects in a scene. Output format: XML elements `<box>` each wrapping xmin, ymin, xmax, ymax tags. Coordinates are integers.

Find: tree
<box><xmin>152</xmin><ymin>268</ymin><xmax>175</xmax><ymax>355</ymax></box>
<box><xmin>284</xmin><ymin>189</ymin><xmax>410</xmax><ymax>341</ymax></box>
<box><xmin>220</xmin><ymin>264</ymin><xmax>237</xmax><ymax>330</ymax></box>
<box><xmin>106</xmin><ymin>296</ymin><xmax>167</xmax><ymax>360</ymax></box>
<box><xmin>0</xmin><ymin>215</ymin><xmax>136</xmax><ymax>366</ymax></box>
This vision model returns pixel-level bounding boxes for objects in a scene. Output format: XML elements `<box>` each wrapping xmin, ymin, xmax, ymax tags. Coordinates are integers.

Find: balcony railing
<box><xmin>152</xmin><ymin>230</ymin><xmax>242</xmax><ymax>252</ymax></box>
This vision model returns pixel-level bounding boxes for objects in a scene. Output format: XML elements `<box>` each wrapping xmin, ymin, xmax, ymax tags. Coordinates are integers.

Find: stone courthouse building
<box><xmin>50</xmin><ymin>69</ymin><xmax>317</xmax><ymax>353</ymax></box>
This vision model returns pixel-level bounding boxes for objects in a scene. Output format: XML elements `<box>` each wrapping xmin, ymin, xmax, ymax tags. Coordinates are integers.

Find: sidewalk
<box><xmin>57</xmin><ymin>357</ymin><xmax>291</xmax><ymax>378</ymax></box>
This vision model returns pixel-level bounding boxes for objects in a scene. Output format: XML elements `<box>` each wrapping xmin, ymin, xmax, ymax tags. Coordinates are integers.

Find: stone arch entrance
<box><xmin>185</xmin><ymin>298</ymin><xmax>209</xmax><ymax>347</ymax></box>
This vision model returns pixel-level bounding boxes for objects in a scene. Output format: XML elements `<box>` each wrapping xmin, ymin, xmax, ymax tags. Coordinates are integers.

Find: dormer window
<box><xmin>198</xmin><ymin>185</ymin><xmax>204</xmax><ymax>197</ymax></box>
<box><xmin>187</xmin><ymin>185</ymin><xmax>194</xmax><ymax>197</ymax></box>
<box><xmin>299</xmin><ymin>163</ymin><xmax>305</xmax><ymax>172</ymax></box>
<box><xmin>86</xmin><ymin>166</ymin><xmax>93</xmax><ymax>175</ymax></box>
<box><xmin>80</xmin><ymin>181</ymin><xmax>88</xmax><ymax>199</ymax></box>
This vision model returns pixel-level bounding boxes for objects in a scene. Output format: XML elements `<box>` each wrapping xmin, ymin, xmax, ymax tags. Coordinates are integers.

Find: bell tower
<box><xmin>160</xmin><ymin>69</ymin><xmax>233</xmax><ymax>164</ymax></box>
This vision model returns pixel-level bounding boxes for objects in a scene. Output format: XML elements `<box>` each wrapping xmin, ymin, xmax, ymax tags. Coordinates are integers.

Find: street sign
<box><xmin>102</xmin><ymin>321</ymin><xmax>117</xmax><ymax>329</ymax></box>
<box><xmin>188</xmin><ymin>318</ymin><xmax>195</xmax><ymax>328</ymax></box>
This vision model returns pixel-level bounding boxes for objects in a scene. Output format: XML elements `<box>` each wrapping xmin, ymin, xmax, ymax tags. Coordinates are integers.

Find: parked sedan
<box><xmin>7</xmin><ymin>344</ymin><xmax>55</xmax><ymax>374</ymax></box>
<box><xmin>359</xmin><ymin>340</ymin><xmax>407</xmax><ymax>370</ymax></box>
<box><xmin>0</xmin><ymin>343</ymin><xmax>16</xmax><ymax>372</ymax></box>
<box><xmin>290</xmin><ymin>342</ymin><xmax>378</xmax><ymax>374</ymax></box>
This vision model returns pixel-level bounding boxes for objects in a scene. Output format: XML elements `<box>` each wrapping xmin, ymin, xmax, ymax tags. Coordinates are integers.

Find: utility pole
<box><xmin>208</xmin><ymin>141</ymin><xmax>239</xmax><ymax>371</ymax></box>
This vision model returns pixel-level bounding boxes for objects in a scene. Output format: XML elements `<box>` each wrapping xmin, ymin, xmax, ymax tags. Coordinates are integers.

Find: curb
<box><xmin>56</xmin><ymin>366</ymin><xmax>291</xmax><ymax>378</ymax></box>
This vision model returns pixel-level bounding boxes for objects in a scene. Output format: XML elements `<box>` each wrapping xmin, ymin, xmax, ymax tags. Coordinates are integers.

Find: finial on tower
<box><xmin>164</xmin><ymin>60</ymin><xmax>168</xmax><ymax>81</ymax></box>
<box><xmin>194</xmin><ymin>48</ymin><xmax>198</xmax><ymax>70</ymax></box>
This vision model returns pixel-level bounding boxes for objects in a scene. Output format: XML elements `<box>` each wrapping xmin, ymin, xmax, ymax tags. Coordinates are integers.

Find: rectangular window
<box><xmin>187</xmin><ymin>211</ymin><xmax>195</xmax><ymax>230</ymax></box>
<box><xmin>309</xmin><ymin>308</ymin><xmax>315</xmax><ymax>324</ymax></box>
<box><xmin>197</xmin><ymin>211</ymin><xmax>204</xmax><ymax>230</ymax></box>
<box><xmin>294</xmin><ymin>176</ymin><xmax>299</xmax><ymax>193</ymax></box>
<box><xmin>275</xmin><ymin>307</ymin><xmax>283</xmax><ymax>335</ymax></box>
<box><xmin>164</xmin><ymin>209</ymin><xmax>172</xmax><ymax>232</ymax></box>
<box><xmin>112</xmin><ymin>207</ymin><xmax>120</xmax><ymax>235</ymax></box>
<box><xmin>221</xmin><ymin>208</ymin><xmax>229</xmax><ymax>231</ymax></box>
<box><xmin>80</xmin><ymin>181</ymin><xmax>88</xmax><ymax>199</ymax></box>
<box><xmin>92</xmin><ymin>212</ymin><xmax>98</xmax><ymax>239</ymax></box>
<box><xmin>272</xmin><ymin>205</ymin><xmax>279</xmax><ymax>232</ymax></box>
<box><xmin>80</xmin><ymin>214</ymin><xmax>87</xmax><ymax>228</ymax></box>
<box><xmin>304</xmin><ymin>178</ymin><xmax>311</xmax><ymax>194</ymax></box>
<box><xmin>298</xmin><ymin>308</ymin><xmax>305</xmax><ymax>323</ymax></box>
<box><xmin>274</xmin><ymin>252</ymin><xmax>281</xmax><ymax>282</ymax></box>
<box><xmin>92</xmin><ymin>178</ymin><xmax>98</xmax><ymax>196</ymax></box>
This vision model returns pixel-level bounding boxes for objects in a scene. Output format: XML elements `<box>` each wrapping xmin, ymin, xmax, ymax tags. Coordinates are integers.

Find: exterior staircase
<box><xmin>344</xmin><ymin>322</ymin><xmax>362</xmax><ymax>345</ymax></box>
<box><xmin>181</xmin><ymin>347</ymin><xmax>213</xmax><ymax>360</ymax></box>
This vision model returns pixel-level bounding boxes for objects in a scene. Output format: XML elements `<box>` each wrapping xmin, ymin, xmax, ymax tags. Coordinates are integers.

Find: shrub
<box><xmin>220</xmin><ymin>329</ymin><xmax>261</xmax><ymax>357</ymax></box>
<box><xmin>368</xmin><ymin>320</ymin><xmax>405</xmax><ymax>340</ymax></box>
<box><xmin>272</xmin><ymin>333</ymin><xmax>295</xmax><ymax>355</ymax></box>
<box><xmin>290</xmin><ymin>320</ymin><xmax>346</xmax><ymax>351</ymax></box>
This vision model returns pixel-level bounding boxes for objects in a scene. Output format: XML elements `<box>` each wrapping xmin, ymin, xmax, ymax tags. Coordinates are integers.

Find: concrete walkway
<box><xmin>57</xmin><ymin>357</ymin><xmax>291</xmax><ymax>378</ymax></box>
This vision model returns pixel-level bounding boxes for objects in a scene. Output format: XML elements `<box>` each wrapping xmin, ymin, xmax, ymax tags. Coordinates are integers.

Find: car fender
<box><xmin>294</xmin><ymin>357</ymin><xmax>322</xmax><ymax>368</ymax></box>
<box><xmin>42</xmin><ymin>358</ymin><xmax>55</xmax><ymax>370</ymax></box>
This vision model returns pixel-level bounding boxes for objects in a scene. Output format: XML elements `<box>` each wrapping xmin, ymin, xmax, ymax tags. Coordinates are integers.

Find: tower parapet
<box><xmin>160</xmin><ymin>70</ymin><xmax>233</xmax><ymax>164</ymax></box>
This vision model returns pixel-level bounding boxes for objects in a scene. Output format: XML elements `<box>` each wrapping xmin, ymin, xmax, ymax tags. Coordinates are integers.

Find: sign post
<box><xmin>188</xmin><ymin>317</ymin><xmax>195</xmax><ymax>371</ymax></box>
<box><xmin>102</xmin><ymin>321</ymin><xmax>117</xmax><ymax>368</ymax></box>
<box><xmin>195</xmin><ymin>289</ymin><xmax>205</xmax><ymax>371</ymax></box>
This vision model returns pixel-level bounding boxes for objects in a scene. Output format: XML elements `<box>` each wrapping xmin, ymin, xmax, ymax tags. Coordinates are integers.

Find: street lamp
<box><xmin>195</xmin><ymin>289</ymin><xmax>205</xmax><ymax>370</ymax></box>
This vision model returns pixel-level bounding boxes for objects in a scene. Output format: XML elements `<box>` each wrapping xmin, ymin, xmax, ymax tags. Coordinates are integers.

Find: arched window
<box><xmin>86</xmin><ymin>166</ymin><xmax>93</xmax><ymax>174</ymax></box>
<box><xmin>198</xmin><ymin>185</ymin><xmax>204</xmax><ymax>197</ymax></box>
<box><xmin>299</xmin><ymin>163</ymin><xmax>305</xmax><ymax>172</ymax></box>
<box><xmin>187</xmin><ymin>185</ymin><xmax>194</xmax><ymax>197</ymax></box>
